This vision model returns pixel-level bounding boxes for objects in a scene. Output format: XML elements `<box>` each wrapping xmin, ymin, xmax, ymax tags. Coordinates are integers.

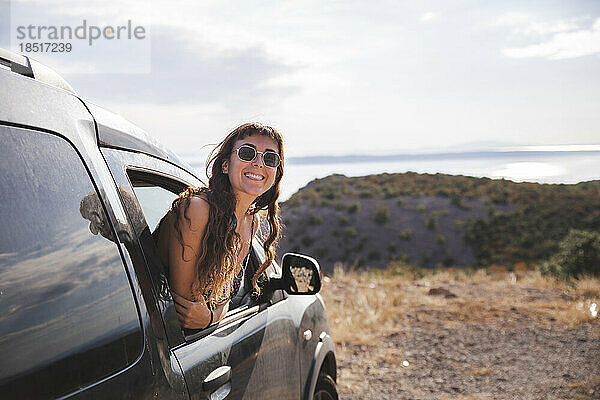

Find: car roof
<box><xmin>83</xmin><ymin>99</ymin><xmax>198</xmax><ymax>177</ymax></box>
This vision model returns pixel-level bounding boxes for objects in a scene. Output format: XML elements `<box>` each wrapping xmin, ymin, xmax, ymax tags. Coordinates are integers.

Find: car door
<box><xmin>101</xmin><ymin>147</ymin><xmax>302</xmax><ymax>399</ymax></box>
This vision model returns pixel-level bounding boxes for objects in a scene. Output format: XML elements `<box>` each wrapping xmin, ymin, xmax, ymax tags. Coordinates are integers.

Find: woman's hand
<box><xmin>172</xmin><ymin>291</ymin><xmax>212</xmax><ymax>329</ymax></box>
<box><xmin>171</xmin><ymin>291</ymin><xmax>230</xmax><ymax>329</ymax></box>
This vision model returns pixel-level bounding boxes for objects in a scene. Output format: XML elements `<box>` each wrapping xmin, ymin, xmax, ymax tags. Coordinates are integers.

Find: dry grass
<box><xmin>321</xmin><ymin>264</ymin><xmax>600</xmax><ymax>399</ymax></box>
<box><xmin>465</xmin><ymin>366</ymin><xmax>495</xmax><ymax>376</ymax></box>
<box><xmin>322</xmin><ymin>266</ymin><xmax>407</xmax><ymax>344</ymax></box>
<box><xmin>321</xmin><ymin>264</ymin><xmax>600</xmax><ymax>346</ymax></box>
<box><xmin>439</xmin><ymin>395</ymin><xmax>494</xmax><ymax>400</ymax></box>
<box><xmin>567</xmin><ymin>376</ymin><xmax>600</xmax><ymax>400</ymax></box>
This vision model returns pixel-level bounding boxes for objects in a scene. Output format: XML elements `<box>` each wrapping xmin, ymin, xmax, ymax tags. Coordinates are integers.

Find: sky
<box><xmin>3</xmin><ymin>0</ymin><xmax>600</xmax><ymax>161</ymax></box>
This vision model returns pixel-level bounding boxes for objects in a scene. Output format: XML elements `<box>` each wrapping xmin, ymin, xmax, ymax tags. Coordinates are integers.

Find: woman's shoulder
<box><xmin>174</xmin><ymin>192</ymin><xmax>210</xmax><ymax>230</ymax></box>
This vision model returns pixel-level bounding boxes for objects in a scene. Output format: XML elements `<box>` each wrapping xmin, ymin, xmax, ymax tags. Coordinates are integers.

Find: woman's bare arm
<box><xmin>168</xmin><ymin>196</ymin><xmax>209</xmax><ymax>299</ymax></box>
<box><xmin>172</xmin><ymin>292</ymin><xmax>229</xmax><ymax>329</ymax></box>
<box><xmin>168</xmin><ymin>196</ymin><xmax>223</xmax><ymax>328</ymax></box>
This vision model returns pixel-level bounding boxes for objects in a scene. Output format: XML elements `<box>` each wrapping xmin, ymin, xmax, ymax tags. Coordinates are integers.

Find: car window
<box><xmin>132</xmin><ymin>183</ymin><xmax>178</xmax><ymax>231</ymax></box>
<box><xmin>0</xmin><ymin>126</ymin><xmax>143</xmax><ymax>398</ymax></box>
<box><xmin>126</xmin><ymin>170</ymin><xmax>262</xmax><ymax>314</ymax></box>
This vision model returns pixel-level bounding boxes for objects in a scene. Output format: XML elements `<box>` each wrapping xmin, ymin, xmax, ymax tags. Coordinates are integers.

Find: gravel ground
<box><xmin>325</xmin><ymin>274</ymin><xmax>600</xmax><ymax>400</ymax></box>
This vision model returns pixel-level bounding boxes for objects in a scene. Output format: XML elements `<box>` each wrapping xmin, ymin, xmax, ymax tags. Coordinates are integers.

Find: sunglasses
<box><xmin>236</xmin><ymin>144</ymin><xmax>281</xmax><ymax>168</ymax></box>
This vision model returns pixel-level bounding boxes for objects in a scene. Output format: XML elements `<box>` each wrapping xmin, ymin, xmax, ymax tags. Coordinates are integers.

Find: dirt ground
<box><xmin>321</xmin><ymin>269</ymin><xmax>600</xmax><ymax>400</ymax></box>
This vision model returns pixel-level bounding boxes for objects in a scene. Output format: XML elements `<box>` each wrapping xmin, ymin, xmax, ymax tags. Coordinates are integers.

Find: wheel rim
<box><xmin>314</xmin><ymin>389</ymin><xmax>335</xmax><ymax>400</ymax></box>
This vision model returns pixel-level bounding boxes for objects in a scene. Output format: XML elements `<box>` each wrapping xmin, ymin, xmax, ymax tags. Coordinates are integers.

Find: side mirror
<box><xmin>280</xmin><ymin>252</ymin><xmax>322</xmax><ymax>295</ymax></box>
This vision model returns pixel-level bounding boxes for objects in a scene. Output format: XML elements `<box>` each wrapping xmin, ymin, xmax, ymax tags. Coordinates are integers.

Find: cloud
<box><xmin>503</xmin><ymin>17</ymin><xmax>600</xmax><ymax>59</ymax></box>
<box><xmin>63</xmin><ymin>25</ymin><xmax>298</xmax><ymax>108</ymax></box>
<box><xmin>495</xmin><ymin>12</ymin><xmax>588</xmax><ymax>36</ymax></box>
<box><xmin>494</xmin><ymin>12</ymin><xmax>530</xmax><ymax>27</ymax></box>
<box><xmin>420</xmin><ymin>12</ymin><xmax>437</xmax><ymax>22</ymax></box>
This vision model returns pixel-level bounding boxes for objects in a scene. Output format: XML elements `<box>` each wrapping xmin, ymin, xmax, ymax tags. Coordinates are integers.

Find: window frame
<box><xmin>122</xmin><ymin>165</ymin><xmax>274</xmax><ymax>344</ymax></box>
<box><xmin>126</xmin><ymin>171</ymin><xmax>269</xmax><ymax>303</ymax></box>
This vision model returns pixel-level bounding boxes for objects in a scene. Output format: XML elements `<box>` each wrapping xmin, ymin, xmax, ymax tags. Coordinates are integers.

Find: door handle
<box><xmin>203</xmin><ymin>365</ymin><xmax>232</xmax><ymax>392</ymax></box>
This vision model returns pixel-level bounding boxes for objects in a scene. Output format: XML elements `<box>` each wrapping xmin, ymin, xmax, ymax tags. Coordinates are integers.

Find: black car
<box><xmin>0</xmin><ymin>48</ymin><xmax>337</xmax><ymax>400</ymax></box>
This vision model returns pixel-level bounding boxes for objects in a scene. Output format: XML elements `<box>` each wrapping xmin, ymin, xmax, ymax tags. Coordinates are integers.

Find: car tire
<box><xmin>313</xmin><ymin>373</ymin><xmax>338</xmax><ymax>400</ymax></box>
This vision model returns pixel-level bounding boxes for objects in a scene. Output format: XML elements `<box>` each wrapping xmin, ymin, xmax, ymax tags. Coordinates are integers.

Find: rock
<box><xmin>427</xmin><ymin>287</ymin><xmax>457</xmax><ymax>298</ymax></box>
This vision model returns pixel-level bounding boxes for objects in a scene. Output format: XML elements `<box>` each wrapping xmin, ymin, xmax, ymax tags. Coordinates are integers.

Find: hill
<box><xmin>277</xmin><ymin>172</ymin><xmax>600</xmax><ymax>272</ymax></box>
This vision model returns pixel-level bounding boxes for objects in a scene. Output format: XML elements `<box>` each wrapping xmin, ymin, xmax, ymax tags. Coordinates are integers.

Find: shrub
<box><xmin>347</xmin><ymin>201</ymin><xmax>361</xmax><ymax>214</ymax></box>
<box><xmin>425</xmin><ymin>214</ymin><xmax>439</xmax><ymax>231</ymax></box>
<box><xmin>282</xmin><ymin>196</ymin><xmax>301</xmax><ymax>209</ymax></box>
<box><xmin>301</xmin><ymin>235</ymin><xmax>315</xmax><ymax>247</ymax></box>
<box><xmin>374</xmin><ymin>205</ymin><xmax>391</xmax><ymax>225</ymax></box>
<box><xmin>353</xmin><ymin>241</ymin><xmax>365</xmax><ymax>252</ymax></box>
<box><xmin>338</xmin><ymin>215</ymin><xmax>349</xmax><ymax>226</ymax></box>
<box><xmin>344</xmin><ymin>226</ymin><xmax>358</xmax><ymax>239</ymax></box>
<box><xmin>388</xmin><ymin>241</ymin><xmax>397</xmax><ymax>253</ymax></box>
<box><xmin>536</xmin><ymin>229</ymin><xmax>600</xmax><ymax>279</ymax></box>
<box><xmin>309</xmin><ymin>214</ymin><xmax>322</xmax><ymax>225</ymax></box>
<box><xmin>398</xmin><ymin>229</ymin><xmax>413</xmax><ymax>241</ymax></box>
<box><xmin>380</xmin><ymin>260</ymin><xmax>425</xmax><ymax>279</ymax></box>
<box><xmin>450</xmin><ymin>192</ymin><xmax>470</xmax><ymax>210</ymax></box>
<box><xmin>333</xmin><ymin>202</ymin><xmax>346</xmax><ymax>211</ymax></box>
<box><xmin>367</xmin><ymin>250</ymin><xmax>381</xmax><ymax>260</ymax></box>
<box><xmin>383</xmin><ymin>187</ymin><xmax>396</xmax><ymax>199</ymax></box>
<box><xmin>421</xmin><ymin>253</ymin><xmax>431</xmax><ymax>266</ymax></box>
<box><xmin>416</xmin><ymin>204</ymin><xmax>427</xmax><ymax>213</ymax></box>
<box><xmin>443</xmin><ymin>255</ymin><xmax>454</xmax><ymax>267</ymax></box>
<box><xmin>396</xmin><ymin>198</ymin><xmax>405</xmax><ymax>206</ymax></box>
<box><xmin>436</xmin><ymin>234</ymin><xmax>446</xmax><ymax>245</ymax></box>
<box><xmin>315</xmin><ymin>247</ymin><xmax>328</xmax><ymax>258</ymax></box>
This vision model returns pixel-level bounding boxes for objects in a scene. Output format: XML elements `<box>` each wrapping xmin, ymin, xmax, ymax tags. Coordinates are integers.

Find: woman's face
<box><xmin>224</xmin><ymin>134</ymin><xmax>280</xmax><ymax>200</ymax></box>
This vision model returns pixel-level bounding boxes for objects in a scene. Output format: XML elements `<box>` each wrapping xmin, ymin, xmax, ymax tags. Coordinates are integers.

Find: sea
<box><xmin>187</xmin><ymin>148</ymin><xmax>600</xmax><ymax>202</ymax></box>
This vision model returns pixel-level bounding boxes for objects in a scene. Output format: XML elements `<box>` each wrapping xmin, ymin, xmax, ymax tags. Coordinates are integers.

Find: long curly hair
<box><xmin>170</xmin><ymin>122</ymin><xmax>284</xmax><ymax>308</ymax></box>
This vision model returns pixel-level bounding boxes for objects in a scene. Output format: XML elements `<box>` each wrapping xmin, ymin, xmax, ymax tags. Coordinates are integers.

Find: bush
<box><xmin>301</xmin><ymin>235</ymin><xmax>315</xmax><ymax>247</ymax></box>
<box><xmin>398</xmin><ymin>229</ymin><xmax>413</xmax><ymax>241</ymax></box>
<box><xmin>436</xmin><ymin>234</ymin><xmax>446</xmax><ymax>245</ymax></box>
<box><xmin>333</xmin><ymin>202</ymin><xmax>346</xmax><ymax>211</ymax></box>
<box><xmin>347</xmin><ymin>201</ymin><xmax>361</xmax><ymax>214</ymax></box>
<box><xmin>315</xmin><ymin>247</ymin><xmax>328</xmax><ymax>258</ymax></box>
<box><xmin>338</xmin><ymin>215</ymin><xmax>349</xmax><ymax>226</ymax></box>
<box><xmin>374</xmin><ymin>205</ymin><xmax>391</xmax><ymax>225</ymax></box>
<box><xmin>443</xmin><ymin>255</ymin><xmax>454</xmax><ymax>267</ymax></box>
<box><xmin>388</xmin><ymin>241</ymin><xmax>397</xmax><ymax>253</ymax></box>
<box><xmin>416</xmin><ymin>204</ymin><xmax>427</xmax><ymax>213</ymax></box>
<box><xmin>344</xmin><ymin>226</ymin><xmax>358</xmax><ymax>239</ymax></box>
<box><xmin>536</xmin><ymin>229</ymin><xmax>600</xmax><ymax>279</ymax></box>
<box><xmin>425</xmin><ymin>214</ymin><xmax>439</xmax><ymax>231</ymax></box>
<box><xmin>396</xmin><ymin>198</ymin><xmax>405</xmax><ymax>206</ymax></box>
<box><xmin>450</xmin><ymin>192</ymin><xmax>470</xmax><ymax>210</ymax></box>
<box><xmin>378</xmin><ymin>260</ymin><xmax>426</xmax><ymax>280</ymax></box>
<box><xmin>353</xmin><ymin>240</ymin><xmax>365</xmax><ymax>252</ymax></box>
<box><xmin>309</xmin><ymin>214</ymin><xmax>322</xmax><ymax>225</ymax></box>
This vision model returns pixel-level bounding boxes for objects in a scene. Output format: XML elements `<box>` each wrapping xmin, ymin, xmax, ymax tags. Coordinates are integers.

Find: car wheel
<box><xmin>313</xmin><ymin>373</ymin><xmax>338</xmax><ymax>400</ymax></box>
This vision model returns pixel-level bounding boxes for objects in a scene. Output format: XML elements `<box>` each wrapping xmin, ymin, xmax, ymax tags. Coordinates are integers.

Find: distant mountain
<box><xmin>276</xmin><ymin>172</ymin><xmax>600</xmax><ymax>273</ymax></box>
<box><xmin>285</xmin><ymin>148</ymin><xmax>600</xmax><ymax>165</ymax></box>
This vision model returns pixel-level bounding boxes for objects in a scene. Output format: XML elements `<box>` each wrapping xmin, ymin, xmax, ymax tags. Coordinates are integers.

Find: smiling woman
<box><xmin>154</xmin><ymin>122</ymin><xmax>284</xmax><ymax>329</ymax></box>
